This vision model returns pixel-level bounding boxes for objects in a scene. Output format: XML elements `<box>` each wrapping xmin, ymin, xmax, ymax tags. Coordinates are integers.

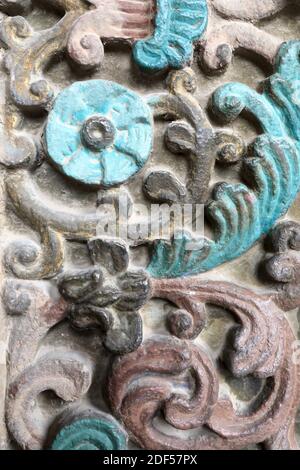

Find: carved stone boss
<box><xmin>0</xmin><ymin>0</ymin><xmax>300</xmax><ymax>450</ymax></box>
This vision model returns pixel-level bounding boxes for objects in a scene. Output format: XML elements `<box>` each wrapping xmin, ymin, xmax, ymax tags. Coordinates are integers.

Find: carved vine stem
<box><xmin>147</xmin><ymin>69</ymin><xmax>215</xmax><ymax>204</ymax></box>
<box><xmin>5</xmin><ymin>170</ymin><xmax>102</xmax><ymax>279</ymax></box>
<box><xmin>202</xmin><ymin>22</ymin><xmax>282</xmax><ymax>72</ymax></box>
<box><xmin>1</xmin><ymin>12</ymin><xmax>80</xmax><ymax>111</ymax></box>
<box><xmin>148</xmin><ymin>41</ymin><xmax>300</xmax><ymax>277</ymax></box>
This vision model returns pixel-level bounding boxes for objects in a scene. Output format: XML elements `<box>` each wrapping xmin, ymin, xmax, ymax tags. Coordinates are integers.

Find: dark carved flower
<box><xmin>58</xmin><ymin>238</ymin><xmax>150</xmax><ymax>354</ymax></box>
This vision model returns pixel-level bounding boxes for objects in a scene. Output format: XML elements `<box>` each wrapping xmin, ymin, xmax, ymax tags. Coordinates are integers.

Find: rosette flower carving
<box><xmin>58</xmin><ymin>238</ymin><xmax>150</xmax><ymax>354</ymax></box>
<box><xmin>44</xmin><ymin>80</ymin><xmax>153</xmax><ymax>187</ymax></box>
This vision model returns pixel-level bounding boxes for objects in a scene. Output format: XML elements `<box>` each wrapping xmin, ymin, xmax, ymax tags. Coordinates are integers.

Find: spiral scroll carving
<box><xmin>6</xmin><ymin>354</ymin><xmax>93</xmax><ymax>449</ymax></box>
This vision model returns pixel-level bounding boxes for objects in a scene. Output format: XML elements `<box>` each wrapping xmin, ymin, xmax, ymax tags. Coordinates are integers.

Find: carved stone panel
<box><xmin>0</xmin><ymin>0</ymin><xmax>300</xmax><ymax>451</ymax></box>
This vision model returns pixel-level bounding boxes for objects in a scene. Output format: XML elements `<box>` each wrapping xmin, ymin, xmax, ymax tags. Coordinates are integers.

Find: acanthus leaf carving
<box><xmin>148</xmin><ymin>42</ymin><xmax>300</xmax><ymax>277</ymax></box>
<box><xmin>108</xmin><ymin>287</ymin><xmax>299</xmax><ymax>450</ymax></box>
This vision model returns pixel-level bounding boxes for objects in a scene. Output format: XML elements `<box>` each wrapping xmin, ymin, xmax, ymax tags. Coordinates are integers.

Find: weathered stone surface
<box><xmin>0</xmin><ymin>0</ymin><xmax>300</xmax><ymax>452</ymax></box>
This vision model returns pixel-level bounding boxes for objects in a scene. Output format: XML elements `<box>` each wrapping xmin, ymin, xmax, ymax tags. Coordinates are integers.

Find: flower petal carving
<box><xmin>88</xmin><ymin>238</ymin><xmax>129</xmax><ymax>275</ymax></box>
<box><xmin>143</xmin><ymin>170</ymin><xmax>187</xmax><ymax>203</ymax></box>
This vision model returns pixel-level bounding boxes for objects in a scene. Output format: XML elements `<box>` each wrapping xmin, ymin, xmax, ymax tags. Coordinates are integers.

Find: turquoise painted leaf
<box><xmin>133</xmin><ymin>0</ymin><xmax>208</xmax><ymax>73</ymax></box>
<box><xmin>148</xmin><ymin>41</ymin><xmax>300</xmax><ymax>278</ymax></box>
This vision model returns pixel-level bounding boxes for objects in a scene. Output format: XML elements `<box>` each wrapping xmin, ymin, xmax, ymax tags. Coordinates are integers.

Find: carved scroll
<box><xmin>3</xmin><ymin>279</ymin><xmax>68</xmax><ymax>380</ymax></box>
<box><xmin>48</xmin><ymin>408</ymin><xmax>128</xmax><ymax>450</ymax></box>
<box><xmin>108</xmin><ymin>309</ymin><xmax>299</xmax><ymax>449</ymax></box>
<box><xmin>67</xmin><ymin>0</ymin><xmax>154</xmax><ymax>68</ymax></box>
<box><xmin>0</xmin><ymin>13</ymin><xmax>80</xmax><ymax>111</ymax></box>
<box><xmin>264</xmin><ymin>221</ymin><xmax>300</xmax><ymax>311</ymax></box>
<box><xmin>151</xmin><ymin>279</ymin><xmax>287</xmax><ymax>378</ymax></box>
<box><xmin>6</xmin><ymin>354</ymin><xmax>93</xmax><ymax>449</ymax></box>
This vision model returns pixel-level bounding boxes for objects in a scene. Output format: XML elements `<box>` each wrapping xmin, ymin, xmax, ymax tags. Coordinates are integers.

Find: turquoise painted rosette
<box><xmin>45</xmin><ymin>80</ymin><xmax>153</xmax><ymax>187</ymax></box>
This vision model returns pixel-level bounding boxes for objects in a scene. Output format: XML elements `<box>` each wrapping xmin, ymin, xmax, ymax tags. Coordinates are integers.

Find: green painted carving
<box><xmin>148</xmin><ymin>40</ymin><xmax>300</xmax><ymax>278</ymax></box>
<box><xmin>133</xmin><ymin>0</ymin><xmax>208</xmax><ymax>73</ymax></box>
<box><xmin>50</xmin><ymin>411</ymin><xmax>127</xmax><ymax>450</ymax></box>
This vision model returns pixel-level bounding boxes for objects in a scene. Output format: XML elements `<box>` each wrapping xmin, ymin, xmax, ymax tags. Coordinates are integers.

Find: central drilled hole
<box><xmin>81</xmin><ymin>115</ymin><xmax>116</xmax><ymax>151</ymax></box>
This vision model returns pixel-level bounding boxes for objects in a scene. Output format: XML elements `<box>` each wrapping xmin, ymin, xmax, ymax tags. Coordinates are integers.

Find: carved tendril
<box><xmin>6</xmin><ymin>354</ymin><xmax>93</xmax><ymax>449</ymax></box>
<box><xmin>48</xmin><ymin>408</ymin><xmax>128</xmax><ymax>450</ymax></box>
<box><xmin>0</xmin><ymin>12</ymin><xmax>80</xmax><ymax>111</ymax></box>
<box><xmin>3</xmin><ymin>279</ymin><xmax>68</xmax><ymax>380</ymax></box>
<box><xmin>201</xmin><ymin>22</ymin><xmax>282</xmax><ymax>74</ymax></box>
<box><xmin>200</xmin><ymin>0</ymin><xmax>298</xmax><ymax>74</ymax></box>
<box><xmin>151</xmin><ymin>278</ymin><xmax>287</xmax><ymax>378</ymax></box>
<box><xmin>5</xmin><ymin>170</ymin><xmax>103</xmax><ymax>280</ymax></box>
<box><xmin>67</xmin><ymin>0</ymin><xmax>154</xmax><ymax>69</ymax></box>
<box><xmin>145</xmin><ymin>68</ymin><xmax>245</xmax><ymax>205</ymax></box>
<box><xmin>263</xmin><ymin>220</ymin><xmax>300</xmax><ymax>311</ymax></box>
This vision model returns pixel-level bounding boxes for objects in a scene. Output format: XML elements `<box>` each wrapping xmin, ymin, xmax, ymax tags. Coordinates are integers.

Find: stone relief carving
<box><xmin>0</xmin><ymin>0</ymin><xmax>299</xmax><ymax>451</ymax></box>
